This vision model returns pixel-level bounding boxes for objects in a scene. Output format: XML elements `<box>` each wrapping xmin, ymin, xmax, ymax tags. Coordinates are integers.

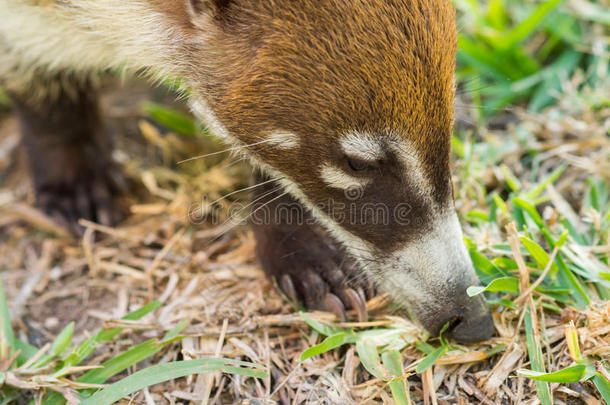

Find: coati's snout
<box><xmin>371</xmin><ymin>212</ymin><xmax>496</xmax><ymax>343</ymax></box>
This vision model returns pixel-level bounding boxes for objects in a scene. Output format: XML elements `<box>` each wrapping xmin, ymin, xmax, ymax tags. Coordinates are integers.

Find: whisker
<box><xmin>205</xmin><ymin>189</ymin><xmax>290</xmax><ymax>244</ymax></box>
<box><xmin>247</xmin><ymin>191</ymin><xmax>290</xmax><ymax>221</ymax></box>
<box><xmin>220</xmin><ymin>186</ymin><xmax>284</xmax><ymax>228</ymax></box>
<box><xmin>190</xmin><ymin>177</ymin><xmax>281</xmax><ymax>217</ymax></box>
<box><xmin>455</xmin><ymin>102</ymin><xmax>513</xmax><ymax>112</ymax></box>
<box><xmin>219</xmin><ymin>142</ymin><xmax>283</xmax><ymax>170</ymax></box>
<box><xmin>198</xmin><ymin>185</ymin><xmax>285</xmax><ymax>246</ymax></box>
<box><xmin>456</xmin><ymin>81</ymin><xmax>505</xmax><ymax>95</ymax></box>
<box><xmin>178</xmin><ymin>138</ymin><xmax>274</xmax><ymax>164</ymax></box>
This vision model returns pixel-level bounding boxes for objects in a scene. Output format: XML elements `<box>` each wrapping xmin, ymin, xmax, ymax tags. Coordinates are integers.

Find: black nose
<box><xmin>447</xmin><ymin>311</ymin><xmax>495</xmax><ymax>343</ymax></box>
<box><xmin>444</xmin><ymin>296</ymin><xmax>495</xmax><ymax>343</ymax></box>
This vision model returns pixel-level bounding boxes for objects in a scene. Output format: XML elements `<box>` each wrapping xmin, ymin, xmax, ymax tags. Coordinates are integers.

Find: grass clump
<box><xmin>455</xmin><ymin>0</ymin><xmax>609</xmax><ymax>115</ymax></box>
<box><xmin>0</xmin><ymin>290</ymin><xmax>266</xmax><ymax>404</ymax></box>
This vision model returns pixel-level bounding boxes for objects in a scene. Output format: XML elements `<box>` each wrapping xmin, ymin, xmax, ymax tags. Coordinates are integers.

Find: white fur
<box><xmin>387</xmin><ymin>137</ymin><xmax>437</xmax><ymax>205</ymax></box>
<box><xmin>340</xmin><ymin>131</ymin><xmax>384</xmax><ymax>162</ymax></box>
<box><xmin>319</xmin><ymin>163</ymin><xmax>371</xmax><ymax>191</ymax></box>
<box><xmin>0</xmin><ymin>0</ymin><xmax>184</xmax><ymax>91</ymax></box>
<box><xmin>265</xmin><ymin>131</ymin><xmax>300</xmax><ymax>150</ymax></box>
<box><xmin>190</xmin><ymin>98</ymin><xmax>232</xmax><ymax>141</ymax></box>
<box><xmin>377</xmin><ymin>212</ymin><xmax>478</xmax><ymax>314</ymax></box>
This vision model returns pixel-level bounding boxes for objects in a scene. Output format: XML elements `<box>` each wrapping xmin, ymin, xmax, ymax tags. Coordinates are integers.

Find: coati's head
<box><xmin>175</xmin><ymin>0</ymin><xmax>494</xmax><ymax>342</ymax></box>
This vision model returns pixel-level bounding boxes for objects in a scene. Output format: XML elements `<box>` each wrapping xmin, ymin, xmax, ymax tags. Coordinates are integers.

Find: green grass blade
<box><xmin>300</xmin><ymin>333</ymin><xmax>347</xmax><ymax>361</ymax></box>
<box><xmin>416</xmin><ymin>341</ymin><xmax>436</xmax><ymax>355</ymax></box>
<box><xmin>123</xmin><ymin>301</ymin><xmax>162</xmax><ymax>321</ymax></box>
<box><xmin>382</xmin><ymin>350</ymin><xmax>411</xmax><ymax>405</ymax></box>
<box><xmin>492</xmin><ymin>193</ymin><xmax>509</xmax><ymax>218</ymax></box>
<box><xmin>14</xmin><ymin>338</ymin><xmax>39</xmax><ymax>362</ymax></box>
<box><xmin>469</xmin><ymin>250</ymin><xmax>510</xmax><ymax>283</ymax></box>
<box><xmin>554</xmin><ymin>255</ymin><xmax>590</xmax><ymax>309</ymax></box>
<box><xmin>457</xmin><ymin>37</ymin><xmax>516</xmax><ymax>80</ymax></box>
<box><xmin>467</xmin><ymin>276</ymin><xmax>519</xmax><ymax>297</ymax></box>
<box><xmin>0</xmin><ymin>278</ymin><xmax>15</xmax><ymax>350</ymax></box>
<box><xmin>299</xmin><ymin>312</ymin><xmax>343</xmax><ymax>337</ymax></box>
<box><xmin>513</xmin><ymin>198</ymin><xmax>544</xmax><ymax>229</ymax></box>
<box><xmin>61</xmin><ymin>301</ymin><xmax>161</xmax><ymax>368</ymax></box>
<box><xmin>143</xmin><ymin>102</ymin><xmax>198</xmax><ymax>137</ymax></box>
<box><xmin>525</xmin><ymin>164</ymin><xmax>568</xmax><ymax>200</ymax></box>
<box><xmin>415</xmin><ymin>346</ymin><xmax>446</xmax><ymax>374</ymax></box>
<box><xmin>529</xmin><ymin>51</ymin><xmax>582</xmax><ymax>112</ymax></box>
<box><xmin>221</xmin><ymin>366</ymin><xmax>269</xmax><ymax>379</ymax></box>
<box><xmin>356</xmin><ymin>339</ymin><xmax>387</xmax><ymax>379</ymax></box>
<box><xmin>162</xmin><ymin>319</ymin><xmax>189</xmax><ymax>341</ymax></box>
<box><xmin>520</xmin><ymin>236</ymin><xmax>558</xmax><ymax>277</ymax></box>
<box><xmin>221</xmin><ymin>366</ymin><xmax>268</xmax><ymax>379</ymax></box>
<box><xmin>74</xmin><ymin>338</ymin><xmax>168</xmax><ymax>383</ymax></box>
<box><xmin>592</xmin><ymin>373</ymin><xmax>610</xmax><ymax>403</ymax></box>
<box><xmin>524</xmin><ymin>307</ymin><xmax>552</xmax><ymax>405</ymax></box>
<box><xmin>486</xmin><ymin>0</ymin><xmax>508</xmax><ymax>31</ymax></box>
<box><xmin>79</xmin><ymin>359</ymin><xmax>266</xmax><ymax>405</ymax></box>
<box><xmin>32</xmin><ymin>322</ymin><xmax>74</xmax><ymax>369</ymax></box>
<box><xmin>518</xmin><ymin>365</ymin><xmax>586</xmax><ymax>383</ymax></box>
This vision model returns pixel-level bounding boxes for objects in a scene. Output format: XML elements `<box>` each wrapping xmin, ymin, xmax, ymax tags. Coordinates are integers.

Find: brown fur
<box><xmin>176</xmin><ymin>0</ymin><xmax>457</xmax><ymax>250</ymax></box>
<box><xmin>183</xmin><ymin>0</ymin><xmax>456</xmax><ymax>197</ymax></box>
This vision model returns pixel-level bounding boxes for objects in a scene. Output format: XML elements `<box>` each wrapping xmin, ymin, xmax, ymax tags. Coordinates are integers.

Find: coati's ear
<box><xmin>186</xmin><ymin>0</ymin><xmax>232</xmax><ymax>21</ymax></box>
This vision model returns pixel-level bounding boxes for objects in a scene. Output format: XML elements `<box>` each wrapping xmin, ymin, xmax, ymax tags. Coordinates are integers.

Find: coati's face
<box><xmin>181</xmin><ymin>0</ymin><xmax>493</xmax><ymax>341</ymax></box>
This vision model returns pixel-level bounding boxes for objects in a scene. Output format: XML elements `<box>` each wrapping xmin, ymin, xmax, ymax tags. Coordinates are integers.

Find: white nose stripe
<box><xmin>377</xmin><ymin>212</ymin><xmax>478</xmax><ymax>308</ymax></box>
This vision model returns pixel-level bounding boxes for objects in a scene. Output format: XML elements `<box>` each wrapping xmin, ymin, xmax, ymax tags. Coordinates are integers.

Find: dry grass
<box><xmin>0</xmin><ymin>77</ymin><xmax>608</xmax><ymax>404</ymax></box>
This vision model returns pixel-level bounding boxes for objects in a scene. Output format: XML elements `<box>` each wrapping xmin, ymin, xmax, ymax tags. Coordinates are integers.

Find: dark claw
<box><xmin>92</xmin><ymin>182</ymin><xmax>113</xmax><ymax>226</ymax></box>
<box><xmin>356</xmin><ymin>287</ymin><xmax>367</xmax><ymax>303</ymax></box>
<box><xmin>76</xmin><ymin>185</ymin><xmax>92</xmax><ymax>222</ymax></box>
<box><xmin>280</xmin><ymin>274</ymin><xmax>298</xmax><ymax>304</ymax></box>
<box><xmin>364</xmin><ymin>281</ymin><xmax>375</xmax><ymax>300</ymax></box>
<box><xmin>345</xmin><ymin>288</ymin><xmax>368</xmax><ymax>322</ymax></box>
<box><xmin>324</xmin><ymin>293</ymin><xmax>346</xmax><ymax>322</ymax></box>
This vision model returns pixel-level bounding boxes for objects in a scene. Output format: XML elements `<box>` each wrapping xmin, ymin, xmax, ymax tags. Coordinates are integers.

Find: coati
<box><xmin>0</xmin><ymin>0</ymin><xmax>495</xmax><ymax>342</ymax></box>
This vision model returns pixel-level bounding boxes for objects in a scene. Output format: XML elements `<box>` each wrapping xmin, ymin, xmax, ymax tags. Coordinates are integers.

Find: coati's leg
<box><xmin>250</xmin><ymin>173</ymin><xmax>372</xmax><ymax>321</ymax></box>
<box><xmin>6</xmin><ymin>72</ymin><xmax>125</xmax><ymax>233</ymax></box>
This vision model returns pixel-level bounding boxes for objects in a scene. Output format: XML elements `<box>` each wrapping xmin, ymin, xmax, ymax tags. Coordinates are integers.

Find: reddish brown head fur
<box><xmin>182</xmin><ymin>0</ymin><xmax>457</xmax><ymax>203</ymax></box>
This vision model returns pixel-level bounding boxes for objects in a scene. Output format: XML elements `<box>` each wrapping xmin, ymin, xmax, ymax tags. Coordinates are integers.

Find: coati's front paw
<box><xmin>254</xmin><ymin>221</ymin><xmax>373</xmax><ymax>322</ymax></box>
<box><xmin>278</xmin><ymin>266</ymin><xmax>370</xmax><ymax>322</ymax></box>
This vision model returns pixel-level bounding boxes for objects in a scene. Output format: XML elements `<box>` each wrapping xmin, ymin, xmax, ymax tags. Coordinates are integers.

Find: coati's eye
<box><xmin>346</xmin><ymin>156</ymin><xmax>375</xmax><ymax>172</ymax></box>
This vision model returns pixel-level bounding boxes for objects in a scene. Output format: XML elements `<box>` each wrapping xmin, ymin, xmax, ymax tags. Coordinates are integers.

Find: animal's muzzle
<box><xmin>434</xmin><ymin>294</ymin><xmax>495</xmax><ymax>343</ymax></box>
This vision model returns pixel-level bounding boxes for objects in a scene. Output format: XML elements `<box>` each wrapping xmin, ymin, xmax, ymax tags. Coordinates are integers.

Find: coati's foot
<box><xmin>34</xmin><ymin>156</ymin><xmax>125</xmax><ymax>234</ymax></box>
<box><xmin>250</xmin><ymin>175</ymin><xmax>373</xmax><ymax>321</ymax></box>
<box><xmin>8</xmin><ymin>73</ymin><xmax>125</xmax><ymax>234</ymax></box>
